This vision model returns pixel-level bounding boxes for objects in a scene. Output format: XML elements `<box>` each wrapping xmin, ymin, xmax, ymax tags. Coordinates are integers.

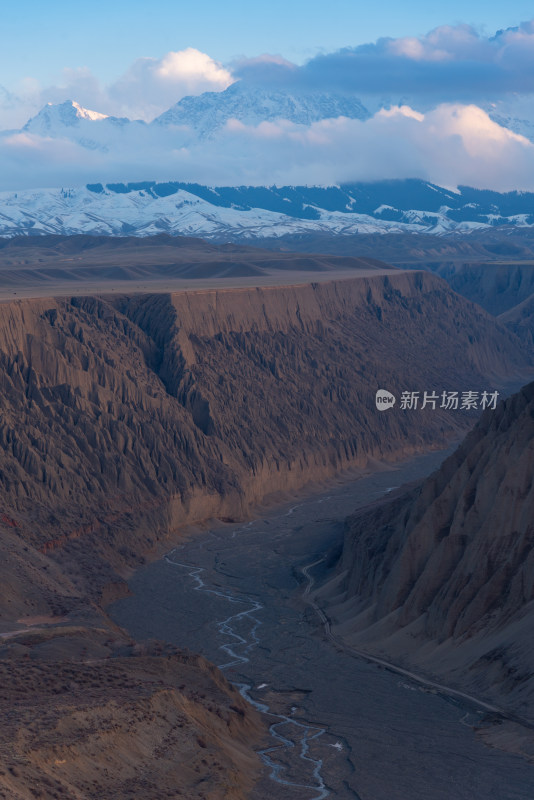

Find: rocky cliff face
<box><xmin>431</xmin><ymin>262</ymin><xmax>534</xmax><ymax>316</ymax></box>
<box><xmin>321</xmin><ymin>381</ymin><xmax>534</xmax><ymax>714</ymax></box>
<box><xmin>0</xmin><ymin>270</ymin><xmax>528</xmax><ymax>632</ymax></box>
<box><xmin>0</xmin><ymin>273</ymin><xmax>527</xmax><ymax>568</ymax></box>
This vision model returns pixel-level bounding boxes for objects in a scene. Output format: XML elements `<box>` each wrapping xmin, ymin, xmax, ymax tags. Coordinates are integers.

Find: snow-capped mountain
<box><xmin>24</xmin><ymin>101</ymin><xmax>110</xmax><ymax>132</ymax></box>
<box><xmin>22</xmin><ymin>100</ymin><xmax>146</xmax><ymax>150</ymax></box>
<box><xmin>10</xmin><ymin>83</ymin><xmax>534</xmax><ymax>160</ymax></box>
<box><xmin>152</xmin><ymin>81</ymin><xmax>370</xmax><ymax>138</ymax></box>
<box><xmin>11</xmin><ymin>86</ymin><xmax>370</xmax><ymax>153</ymax></box>
<box><xmin>1</xmin><ymin>180</ymin><xmax>534</xmax><ymax>240</ymax></box>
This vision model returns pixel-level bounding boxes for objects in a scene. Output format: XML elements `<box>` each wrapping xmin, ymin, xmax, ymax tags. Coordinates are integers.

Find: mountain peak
<box><xmin>23</xmin><ymin>100</ymin><xmax>109</xmax><ymax>134</ymax></box>
<box><xmin>152</xmin><ymin>80</ymin><xmax>370</xmax><ymax>137</ymax></box>
<box><xmin>68</xmin><ymin>100</ymin><xmax>108</xmax><ymax>122</ymax></box>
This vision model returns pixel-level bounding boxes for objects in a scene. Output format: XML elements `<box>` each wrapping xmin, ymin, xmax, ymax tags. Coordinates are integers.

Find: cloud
<box><xmin>208</xmin><ymin>104</ymin><xmax>533</xmax><ymax>190</ymax></box>
<box><xmin>108</xmin><ymin>48</ymin><xmax>234</xmax><ymax>120</ymax></box>
<box><xmin>230</xmin><ymin>53</ymin><xmax>298</xmax><ymax>86</ymax></box>
<box><xmin>0</xmin><ymin>48</ymin><xmax>235</xmax><ymax>129</ymax></box>
<box><xmin>0</xmin><ymin>85</ymin><xmax>33</xmax><ymax>130</ymax></box>
<box><xmin>3</xmin><ymin>20</ymin><xmax>534</xmax><ymax>130</ymax></box>
<box><xmin>2</xmin><ymin>22</ymin><xmax>534</xmax><ymax>192</ymax></box>
<box><xmin>1</xmin><ymin>103</ymin><xmax>533</xmax><ymax>192</ymax></box>
<box><xmin>234</xmin><ymin>20</ymin><xmax>534</xmax><ymax>104</ymax></box>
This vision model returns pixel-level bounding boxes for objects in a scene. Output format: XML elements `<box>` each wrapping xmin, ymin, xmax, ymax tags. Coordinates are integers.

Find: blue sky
<box><xmin>2</xmin><ymin>0</ymin><xmax>534</xmax><ymax>88</ymax></box>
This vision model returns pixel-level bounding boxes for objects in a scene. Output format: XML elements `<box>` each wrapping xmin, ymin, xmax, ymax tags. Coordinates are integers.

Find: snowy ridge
<box><xmin>152</xmin><ymin>82</ymin><xmax>370</xmax><ymax>139</ymax></box>
<box><xmin>21</xmin><ymin>101</ymin><xmax>146</xmax><ymax>151</ymax></box>
<box><xmin>1</xmin><ymin>180</ymin><xmax>534</xmax><ymax>240</ymax></box>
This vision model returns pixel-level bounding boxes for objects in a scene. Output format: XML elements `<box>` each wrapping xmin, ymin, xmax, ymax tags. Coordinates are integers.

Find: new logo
<box><xmin>375</xmin><ymin>389</ymin><xmax>396</xmax><ymax>411</ymax></box>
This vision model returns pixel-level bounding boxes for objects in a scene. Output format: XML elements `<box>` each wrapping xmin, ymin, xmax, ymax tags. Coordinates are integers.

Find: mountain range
<box><xmin>3</xmin><ymin>83</ymin><xmax>534</xmax><ymax>240</ymax></box>
<box><xmin>152</xmin><ymin>81</ymin><xmax>369</xmax><ymax>137</ymax></box>
<box><xmin>15</xmin><ymin>85</ymin><xmax>534</xmax><ymax>146</ymax></box>
<box><xmin>2</xmin><ymin>179</ymin><xmax>534</xmax><ymax>240</ymax></box>
<box><xmin>18</xmin><ymin>84</ymin><xmax>370</xmax><ymax>151</ymax></box>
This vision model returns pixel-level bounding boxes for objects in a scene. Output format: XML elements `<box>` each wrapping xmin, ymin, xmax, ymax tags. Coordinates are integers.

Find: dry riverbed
<box><xmin>109</xmin><ymin>449</ymin><xmax>534</xmax><ymax>800</ymax></box>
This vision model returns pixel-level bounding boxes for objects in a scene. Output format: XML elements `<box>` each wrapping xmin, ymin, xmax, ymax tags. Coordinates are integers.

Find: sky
<box><xmin>3</xmin><ymin>1</ymin><xmax>534</xmax><ymax>89</ymax></box>
<box><xmin>2</xmin><ymin>3</ymin><xmax>534</xmax><ymax>191</ymax></box>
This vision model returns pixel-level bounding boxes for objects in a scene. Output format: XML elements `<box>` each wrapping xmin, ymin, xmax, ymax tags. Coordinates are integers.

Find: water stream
<box><xmin>165</xmin><ymin>546</ymin><xmax>330</xmax><ymax>799</ymax></box>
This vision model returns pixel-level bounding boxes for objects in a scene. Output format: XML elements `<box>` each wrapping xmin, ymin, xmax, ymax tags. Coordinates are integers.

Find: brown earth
<box><xmin>254</xmin><ymin>229</ymin><xmax>534</xmax><ymax>319</ymax></box>
<box><xmin>0</xmin><ymin>272</ymin><xmax>529</xmax><ymax>582</ymax></box>
<box><xmin>0</xmin><ymin>643</ymin><xmax>263</xmax><ymax>800</ymax></box>
<box><xmin>317</xmin><ymin>381</ymin><xmax>534</xmax><ymax>718</ymax></box>
<box><xmin>0</xmin><ymin>270</ymin><xmax>532</xmax><ymax>798</ymax></box>
<box><xmin>0</xmin><ymin>234</ymin><xmax>392</xmax><ymax>299</ymax></box>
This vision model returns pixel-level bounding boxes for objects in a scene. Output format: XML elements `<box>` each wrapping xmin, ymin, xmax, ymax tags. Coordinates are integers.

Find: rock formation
<box><xmin>0</xmin><ymin>273</ymin><xmax>528</xmax><ymax>574</ymax></box>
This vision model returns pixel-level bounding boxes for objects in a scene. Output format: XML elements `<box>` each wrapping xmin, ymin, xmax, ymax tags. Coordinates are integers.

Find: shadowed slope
<box><xmin>319</xmin><ymin>381</ymin><xmax>534</xmax><ymax>716</ymax></box>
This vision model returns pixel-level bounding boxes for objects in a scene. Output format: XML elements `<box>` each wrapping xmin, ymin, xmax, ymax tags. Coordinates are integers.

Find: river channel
<box><xmin>110</xmin><ymin>449</ymin><xmax>534</xmax><ymax>799</ymax></box>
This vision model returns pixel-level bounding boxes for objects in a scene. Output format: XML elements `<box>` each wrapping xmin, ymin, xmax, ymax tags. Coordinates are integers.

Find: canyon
<box><xmin>110</xmin><ymin>447</ymin><xmax>534</xmax><ymax>799</ymax></box>
<box><xmin>0</xmin><ymin>261</ymin><xmax>532</xmax><ymax>798</ymax></box>
<box><xmin>0</xmin><ymin>270</ymin><xmax>527</xmax><ymax>568</ymax></box>
<box><xmin>316</xmin><ymin>381</ymin><xmax>534</xmax><ymax>730</ymax></box>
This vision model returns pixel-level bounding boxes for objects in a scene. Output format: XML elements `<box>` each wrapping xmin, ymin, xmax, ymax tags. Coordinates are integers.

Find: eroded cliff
<box><xmin>319</xmin><ymin>381</ymin><xmax>534</xmax><ymax>717</ymax></box>
<box><xmin>0</xmin><ymin>273</ymin><xmax>530</xmax><ymax>588</ymax></box>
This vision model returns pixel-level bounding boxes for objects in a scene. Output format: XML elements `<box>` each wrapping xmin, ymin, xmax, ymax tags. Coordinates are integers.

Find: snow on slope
<box><xmin>152</xmin><ymin>82</ymin><xmax>370</xmax><ymax>138</ymax></box>
<box><xmin>24</xmin><ymin>101</ymin><xmax>110</xmax><ymax>131</ymax></box>
<box><xmin>22</xmin><ymin>101</ymin><xmax>146</xmax><ymax>151</ymax></box>
<box><xmin>483</xmin><ymin>96</ymin><xmax>534</xmax><ymax>141</ymax></box>
<box><xmin>15</xmin><ymin>86</ymin><xmax>370</xmax><ymax>153</ymax></box>
<box><xmin>0</xmin><ymin>183</ymin><xmax>515</xmax><ymax>240</ymax></box>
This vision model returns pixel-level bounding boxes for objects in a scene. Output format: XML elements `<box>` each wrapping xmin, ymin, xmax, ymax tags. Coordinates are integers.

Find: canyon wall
<box><xmin>0</xmin><ymin>272</ymin><xmax>529</xmax><ymax>583</ymax></box>
<box><xmin>319</xmin><ymin>381</ymin><xmax>534</xmax><ymax>716</ymax></box>
<box><xmin>430</xmin><ymin>262</ymin><xmax>534</xmax><ymax>316</ymax></box>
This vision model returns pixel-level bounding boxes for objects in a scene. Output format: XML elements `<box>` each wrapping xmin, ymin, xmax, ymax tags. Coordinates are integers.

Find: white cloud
<box><xmin>109</xmin><ymin>48</ymin><xmax>235</xmax><ymax>120</ymax></box>
<box><xmin>156</xmin><ymin>48</ymin><xmax>231</xmax><ymax>85</ymax></box>
<box><xmin>190</xmin><ymin>104</ymin><xmax>531</xmax><ymax>190</ymax></box>
<box><xmin>0</xmin><ymin>48</ymin><xmax>236</xmax><ymax>129</ymax></box>
<box><xmin>1</xmin><ymin>102</ymin><xmax>533</xmax><ymax>192</ymax></box>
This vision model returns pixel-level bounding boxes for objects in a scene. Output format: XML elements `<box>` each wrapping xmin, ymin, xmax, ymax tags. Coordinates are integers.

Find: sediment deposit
<box><xmin>0</xmin><ymin>644</ymin><xmax>264</xmax><ymax>800</ymax></box>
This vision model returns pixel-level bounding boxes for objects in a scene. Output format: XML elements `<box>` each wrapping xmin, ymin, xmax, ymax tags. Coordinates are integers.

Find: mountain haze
<box><xmin>4</xmin><ymin>76</ymin><xmax>534</xmax><ymax>193</ymax></box>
